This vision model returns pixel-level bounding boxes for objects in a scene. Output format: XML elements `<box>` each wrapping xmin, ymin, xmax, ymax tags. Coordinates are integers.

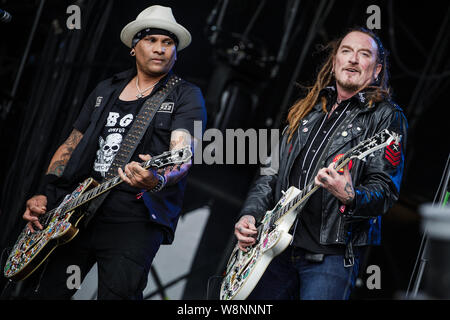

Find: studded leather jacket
<box><xmin>239</xmin><ymin>87</ymin><xmax>408</xmax><ymax>259</ymax></box>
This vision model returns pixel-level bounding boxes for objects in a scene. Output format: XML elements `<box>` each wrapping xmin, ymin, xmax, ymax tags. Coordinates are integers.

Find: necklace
<box><xmin>135</xmin><ymin>77</ymin><xmax>158</xmax><ymax>98</ymax></box>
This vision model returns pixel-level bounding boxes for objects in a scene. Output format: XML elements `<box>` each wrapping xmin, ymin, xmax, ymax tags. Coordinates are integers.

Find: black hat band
<box><xmin>132</xmin><ymin>28</ymin><xmax>179</xmax><ymax>48</ymax></box>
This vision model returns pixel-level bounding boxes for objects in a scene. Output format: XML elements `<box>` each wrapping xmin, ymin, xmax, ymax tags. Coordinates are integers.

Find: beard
<box><xmin>336</xmin><ymin>77</ymin><xmax>361</xmax><ymax>92</ymax></box>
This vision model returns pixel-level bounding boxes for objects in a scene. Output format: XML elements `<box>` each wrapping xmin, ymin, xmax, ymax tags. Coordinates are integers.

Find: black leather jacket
<box><xmin>239</xmin><ymin>87</ymin><xmax>408</xmax><ymax>256</ymax></box>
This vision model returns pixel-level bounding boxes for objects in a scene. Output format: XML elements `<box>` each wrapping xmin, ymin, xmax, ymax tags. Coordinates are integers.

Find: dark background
<box><xmin>0</xmin><ymin>0</ymin><xmax>449</xmax><ymax>300</ymax></box>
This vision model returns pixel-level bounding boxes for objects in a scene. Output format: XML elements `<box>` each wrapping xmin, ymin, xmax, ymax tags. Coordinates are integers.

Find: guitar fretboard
<box><xmin>259</xmin><ymin>128</ymin><xmax>397</xmax><ymax>231</ymax></box>
<box><xmin>262</xmin><ymin>152</ymin><xmax>353</xmax><ymax>232</ymax></box>
<box><xmin>37</xmin><ymin>147</ymin><xmax>191</xmax><ymax>228</ymax></box>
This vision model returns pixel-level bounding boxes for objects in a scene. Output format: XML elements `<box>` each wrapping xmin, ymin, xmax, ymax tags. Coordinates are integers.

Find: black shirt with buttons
<box><xmin>73</xmin><ymin>71</ymin><xmax>207</xmax><ymax>227</ymax></box>
<box><xmin>289</xmin><ymin>98</ymin><xmax>351</xmax><ymax>255</ymax></box>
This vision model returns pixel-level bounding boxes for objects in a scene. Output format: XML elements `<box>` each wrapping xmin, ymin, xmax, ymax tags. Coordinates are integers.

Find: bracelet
<box><xmin>148</xmin><ymin>174</ymin><xmax>166</xmax><ymax>193</ymax></box>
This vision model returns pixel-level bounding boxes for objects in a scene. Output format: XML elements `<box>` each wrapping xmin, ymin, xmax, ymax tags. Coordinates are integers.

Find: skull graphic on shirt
<box><xmin>94</xmin><ymin>133</ymin><xmax>123</xmax><ymax>177</ymax></box>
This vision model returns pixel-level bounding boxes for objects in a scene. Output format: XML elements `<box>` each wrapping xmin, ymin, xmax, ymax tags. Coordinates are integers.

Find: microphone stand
<box><xmin>405</xmin><ymin>153</ymin><xmax>450</xmax><ymax>299</ymax></box>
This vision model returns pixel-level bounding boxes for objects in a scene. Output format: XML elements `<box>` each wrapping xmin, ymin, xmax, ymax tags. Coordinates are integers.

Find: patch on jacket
<box><xmin>385</xmin><ymin>140</ymin><xmax>401</xmax><ymax>166</ymax></box>
<box><xmin>333</xmin><ymin>153</ymin><xmax>353</xmax><ymax>173</ymax></box>
<box><xmin>95</xmin><ymin>96</ymin><xmax>103</xmax><ymax>108</ymax></box>
<box><xmin>158</xmin><ymin>102</ymin><xmax>174</xmax><ymax>113</ymax></box>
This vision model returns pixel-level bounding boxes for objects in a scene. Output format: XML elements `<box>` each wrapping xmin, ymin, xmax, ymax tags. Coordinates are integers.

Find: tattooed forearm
<box><xmin>343</xmin><ymin>182</ymin><xmax>355</xmax><ymax>205</ymax></box>
<box><xmin>65</xmin><ymin>129</ymin><xmax>83</xmax><ymax>146</ymax></box>
<box><xmin>160</xmin><ymin>130</ymin><xmax>194</xmax><ymax>186</ymax></box>
<box><xmin>47</xmin><ymin>152</ymin><xmax>71</xmax><ymax>176</ymax></box>
<box><xmin>46</xmin><ymin>129</ymin><xmax>83</xmax><ymax>176</ymax></box>
<box><xmin>169</xmin><ymin>135</ymin><xmax>185</xmax><ymax>150</ymax></box>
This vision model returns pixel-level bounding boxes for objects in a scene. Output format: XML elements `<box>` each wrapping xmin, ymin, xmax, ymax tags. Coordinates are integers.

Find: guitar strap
<box><xmin>83</xmin><ymin>74</ymin><xmax>182</xmax><ymax>226</ymax></box>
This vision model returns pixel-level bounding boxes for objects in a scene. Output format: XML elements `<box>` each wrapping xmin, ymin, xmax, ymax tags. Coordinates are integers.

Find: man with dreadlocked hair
<box><xmin>234</xmin><ymin>27</ymin><xmax>408</xmax><ymax>300</ymax></box>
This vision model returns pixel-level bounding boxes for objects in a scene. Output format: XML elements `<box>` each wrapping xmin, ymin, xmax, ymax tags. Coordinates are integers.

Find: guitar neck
<box><xmin>65</xmin><ymin>157</ymin><xmax>159</xmax><ymax>212</ymax></box>
<box><xmin>269</xmin><ymin>155</ymin><xmax>353</xmax><ymax>224</ymax></box>
<box><xmin>36</xmin><ymin>147</ymin><xmax>191</xmax><ymax>228</ymax></box>
<box><xmin>256</xmin><ymin>129</ymin><xmax>399</xmax><ymax>242</ymax></box>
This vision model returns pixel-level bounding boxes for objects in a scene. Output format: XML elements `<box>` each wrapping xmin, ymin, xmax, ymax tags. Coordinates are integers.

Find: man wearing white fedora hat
<box><xmin>21</xmin><ymin>5</ymin><xmax>206</xmax><ymax>299</ymax></box>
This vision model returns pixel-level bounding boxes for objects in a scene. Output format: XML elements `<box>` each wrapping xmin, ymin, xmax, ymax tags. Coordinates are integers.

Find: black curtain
<box><xmin>0</xmin><ymin>0</ymin><xmax>116</xmax><ymax>284</ymax></box>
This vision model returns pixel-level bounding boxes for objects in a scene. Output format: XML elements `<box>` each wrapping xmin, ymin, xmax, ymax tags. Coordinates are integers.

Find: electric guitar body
<box><xmin>4</xmin><ymin>147</ymin><xmax>192</xmax><ymax>281</ymax></box>
<box><xmin>220</xmin><ymin>129</ymin><xmax>401</xmax><ymax>300</ymax></box>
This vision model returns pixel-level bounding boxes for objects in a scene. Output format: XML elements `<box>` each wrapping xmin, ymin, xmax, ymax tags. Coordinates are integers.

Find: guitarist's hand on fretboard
<box><xmin>315</xmin><ymin>162</ymin><xmax>355</xmax><ymax>206</ymax></box>
<box><xmin>118</xmin><ymin>154</ymin><xmax>160</xmax><ymax>190</ymax></box>
<box><xmin>234</xmin><ymin>215</ymin><xmax>258</xmax><ymax>252</ymax></box>
<box><xmin>23</xmin><ymin>195</ymin><xmax>47</xmax><ymax>233</ymax></box>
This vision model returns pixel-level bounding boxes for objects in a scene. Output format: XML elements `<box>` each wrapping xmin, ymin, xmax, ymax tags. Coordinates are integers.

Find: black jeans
<box><xmin>23</xmin><ymin>217</ymin><xmax>164</xmax><ymax>300</ymax></box>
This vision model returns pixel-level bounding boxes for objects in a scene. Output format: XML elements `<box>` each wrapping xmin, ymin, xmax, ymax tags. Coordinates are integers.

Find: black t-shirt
<box><xmin>73</xmin><ymin>76</ymin><xmax>206</xmax><ymax>224</ymax></box>
<box><xmin>289</xmin><ymin>100</ymin><xmax>351</xmax><ymax>255</ymax></box>
<box><xmin>92</xmin><ymin>97</ymin><xmax>151</xmax><ymax>221</ymax></box>
<box><xmin>91</xmin><ymin>98</ymin><xmax>144</xmax><ymax>181</ymax></box>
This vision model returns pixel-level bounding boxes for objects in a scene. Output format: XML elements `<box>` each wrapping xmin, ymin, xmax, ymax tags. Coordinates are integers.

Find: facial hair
<box><xmin>336</xmin><ymin>77</ymin><xmax>361</xmax><ymax>93</ymax></box>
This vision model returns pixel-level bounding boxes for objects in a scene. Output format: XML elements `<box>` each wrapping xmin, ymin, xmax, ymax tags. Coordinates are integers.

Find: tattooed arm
<box><xmin>23</xmin><ymin>128</ymin><xmax>83</xmax><ymax>232</ymax></box>
<box><xmin>46</xmin><ymin>128</ymin><xmax>84</xmax><ymax>177</ymax></box>
<box><xmin>315</xmin><ymin>162</ymin><xmax>355</xmax><ymax>205</ymax></box>
<box><xmin>163</xmin><ymin>129</ymin><xmax>195</xmax><ymax>186</ymax></box>
<box><xmin>118</xmin><ymin>129</ymin><xmax>196</xmax><ymax>190</ymax></box>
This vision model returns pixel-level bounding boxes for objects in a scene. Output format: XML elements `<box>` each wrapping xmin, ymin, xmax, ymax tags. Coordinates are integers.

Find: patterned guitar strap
<box><xmin>83</xmin><ymin>74</ymin><xmax>182</xmax><ymax>226</ymax></box>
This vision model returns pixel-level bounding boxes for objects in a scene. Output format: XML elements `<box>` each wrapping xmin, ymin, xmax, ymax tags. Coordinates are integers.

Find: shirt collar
<box><xmin>112</xmin><ymin>68</ymin><xmax>173</xmax><ymax>85</ymax></box>
<box><xmin>111</xmin><ymin>68</ymin><xmax>174</xmax><ymax>95</ymax></box>
<box><xmin>319</xmin><ymin>85</ymin><xmax>370</xmax><ymax>109</ymax></box>
<box><xmin>112</xmin><ymin>68</ymin><xmax>135</xmax><ymax>82</ymax></box>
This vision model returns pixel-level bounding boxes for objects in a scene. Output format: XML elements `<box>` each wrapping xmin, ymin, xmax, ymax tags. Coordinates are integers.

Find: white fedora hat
<box><xmin>120</xmin><ymin>5</ymin><xmax>191</xmax><ymax>51</ymax></box>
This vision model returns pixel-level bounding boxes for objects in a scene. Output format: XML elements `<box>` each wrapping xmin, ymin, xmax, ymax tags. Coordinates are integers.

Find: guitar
<box><xmin>220</xmin><ymin>129</ymin><xmax>401</xmax><ymax>300</ymax></box>
<box><xmin>3</xmin><ymin>146</ymin><xmax>192</xmax><ymax>281</ymax></box>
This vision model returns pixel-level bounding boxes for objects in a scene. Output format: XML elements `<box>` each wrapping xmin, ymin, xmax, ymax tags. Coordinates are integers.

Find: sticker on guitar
<box><xmin>4</xmin><ymin>147</ymin><xmax>192</xmax><ymax>281</ymax></box>
<box><xmin>220</xmin><ymin>129</ymin><xmax>401</xmax><ymax>300</ymax></box>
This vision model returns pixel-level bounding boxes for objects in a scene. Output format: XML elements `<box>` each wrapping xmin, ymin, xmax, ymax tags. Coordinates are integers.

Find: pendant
<box><xmin>136</xmin><ymin>93</ymin><xmax>143</xmax><ymax>99</ymax></box>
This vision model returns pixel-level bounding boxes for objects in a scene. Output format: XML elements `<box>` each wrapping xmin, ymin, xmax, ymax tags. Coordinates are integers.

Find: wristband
<box><xmin>148</xmin><ymin>174</ymin><xmax>166</xmax><ymax>193</ymax></box>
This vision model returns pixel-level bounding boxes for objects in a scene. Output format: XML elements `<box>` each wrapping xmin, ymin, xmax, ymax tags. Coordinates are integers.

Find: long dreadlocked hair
<box><xmin>286</xmin><ymin>27</ymin><xmax>391</xmax><ymax>142</ymax></box>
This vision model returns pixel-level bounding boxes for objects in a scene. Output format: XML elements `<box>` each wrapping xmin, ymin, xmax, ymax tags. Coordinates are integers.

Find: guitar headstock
<box><xmin>145</xmin><ymin>145</ymin><xmax>192</xmax><ymax>169</ymax></box>
<box><xmin>348</xmin><ymin>129</ymin><xmax>401</xmax><ymax>161</ymax></box>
